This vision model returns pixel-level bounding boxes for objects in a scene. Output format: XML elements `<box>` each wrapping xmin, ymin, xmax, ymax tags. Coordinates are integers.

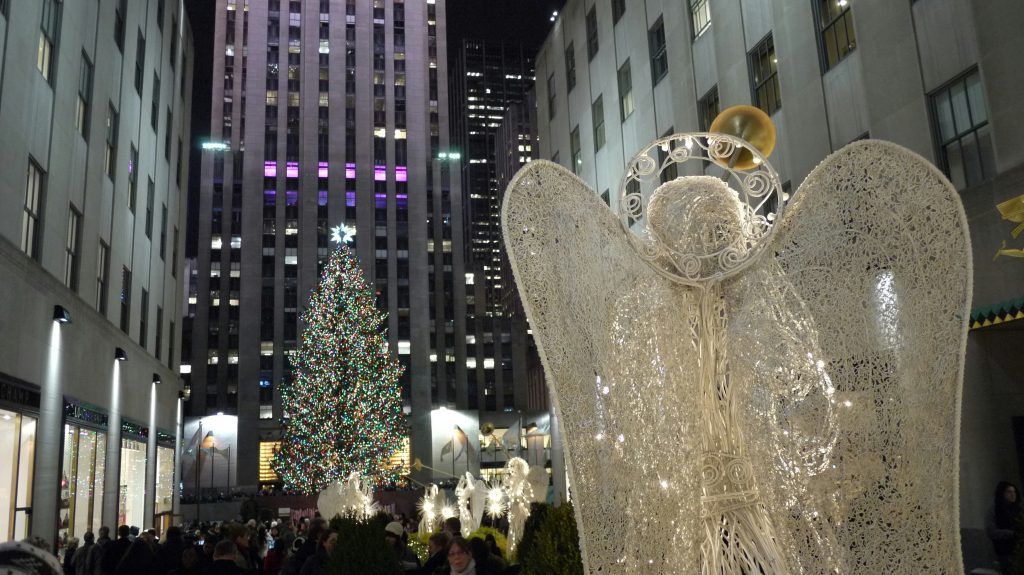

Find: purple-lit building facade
<box><xmin>184</xmin><ymin>0</ymin><xmax>459</xmax><ymax>491</ymax></box>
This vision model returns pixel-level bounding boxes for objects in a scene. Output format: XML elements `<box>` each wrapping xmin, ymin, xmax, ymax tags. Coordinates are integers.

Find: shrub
<box><xmin>516</xmin><ymin>503</ymin><xmax>583</xmax><ymax>575</ymax></box>
<box><xmin>467</xmin><ymin>526</ymin><xmax>508</xmax><ymax>558</ymax></box>
<box><xmin>327</xmin><ymin>513</ymin><xmax>401</xmax><ymax>575</ymax></box>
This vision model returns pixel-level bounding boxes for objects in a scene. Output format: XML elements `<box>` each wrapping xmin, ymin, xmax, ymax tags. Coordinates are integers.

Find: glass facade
<box><xmin>59</xmin><ymin>424</ymin><xmax>106</xmax><ymax>540</ymax></box>
<box><xmin>118</xmin><ymin>438</ymin><xmax>147</xmax><ymax>528</ymax></box>
<box><xmin>154</xmin><ymin>445</ymin><xmax>174</xmax><ymax>521</ymax></box>
<box><xmin>0</xmin><ymin>409</ymin><xmax>36</xmax><ymax>542</ymax></box>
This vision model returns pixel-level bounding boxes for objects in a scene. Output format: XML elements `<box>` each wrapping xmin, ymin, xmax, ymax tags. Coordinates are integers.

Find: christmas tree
<box><xmin>273</xmin><ymin>225</ymin><xmax>406</xmax><ymax>493</ymax></box>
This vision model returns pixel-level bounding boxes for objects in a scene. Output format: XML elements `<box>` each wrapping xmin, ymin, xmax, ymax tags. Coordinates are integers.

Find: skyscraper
<box><xmin>185</xmin><ymin>0</ymin><xmax>456</xmax><ymax>491</ymax></box>
<box><xmin>449</xmin><ymin>40</ymin><xmax>536</xmax><ymax>412</ymax></box>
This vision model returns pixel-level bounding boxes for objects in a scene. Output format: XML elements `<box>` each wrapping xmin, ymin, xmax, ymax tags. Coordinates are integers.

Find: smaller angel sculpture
<box><xmin>456</xmin><ymin>471</ymin><xmax>488</xmax><ymax>536</ymax></box>
<box><xmin>317</xmin><ymin>471</ymin><xmax>378</xmax><ymax>521</ymax></box>
<box><xmin>503</xmin><ymin>457</ymin><xmax>537</xmax><ymax>554</ymax></box>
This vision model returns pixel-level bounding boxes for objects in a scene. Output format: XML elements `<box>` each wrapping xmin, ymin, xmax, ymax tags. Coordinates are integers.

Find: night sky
<box><xmin>182</xmin><ymin>0</ymin><xmax>560</xmax><ymax>256</ymax></box>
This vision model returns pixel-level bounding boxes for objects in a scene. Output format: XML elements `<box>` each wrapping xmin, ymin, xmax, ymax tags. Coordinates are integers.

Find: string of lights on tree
<box><xmin>273</xmin><ymin>225</ymin><xmax>407</xmax><ymax>493</ymax></box>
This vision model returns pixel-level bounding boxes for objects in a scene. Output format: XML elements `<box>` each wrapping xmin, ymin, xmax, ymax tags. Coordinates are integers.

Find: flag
<box><xmin>502</xmin><ymin>420</ymin><xmax>522</xmax><ymax>454</ymax></box>
<box><xmin>441</xmin><ymin>425</ymin><xmax>470</xmax><ymax>462</ymax></box>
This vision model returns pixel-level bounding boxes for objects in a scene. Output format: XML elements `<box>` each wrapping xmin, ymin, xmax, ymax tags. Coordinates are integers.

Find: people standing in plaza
<box><xmin>114</xmin><ymin>535</ymin><xmax>157</xmax><ymax>574</ymax></box>
<box><xmin>85</xmin><ymin>526</ymin><xmax>111</xmax><ymax>575</ymax></box>
<box><xmin>384</xmin><ymin>521</ymin><xmax>420</xmax><ymax>571</ymax></box>
<box><xmin>169</xmin><ymin>547</ymin><xmax>202</xmax><ymax>575</ymax></box>
<box><xmin>436</xmin><ymin>536</ymin><xmax>498</xmax><ymax>575</ymax></box>
<box><xmin>158</xmin><ymin>525</ymin><xmax>188</xmax><ymax>574</ymax></box>
<box><xmin>62</xmin><ymin>537</ymin><xmax>79</xmax><ymax>575</ymax></box>
<box><xmin>987</xmin><ymin>480</ymin><xmax>1021</xmax><ymax>574</ymax></box>
<box><xmin>204</xmin><ymin>540</ymin><xmax>247</xmax><ymax>575</ymax></box>
<box><xmin>100</xmin><ymin>526</ymin><xmax>132</xmax><ymax>575</ymax></box>
<box><xmin>71</xmin><ymin>531</ymin><xmax>94</xmax><ymax>575</ymax></box>
<box><xmin>416</xmin><ymin>532</ymin><xmax>450</xmax><ymax>575</ymax></box>
<box><xmin>297</xmin><ymin>529</ymin><xmax>336</xmax><ymax>575</ymax></box>
<box><xmin>282</xmin><ymin>518</ymin><xmax>325</xmax><ymax>575</ymax></box>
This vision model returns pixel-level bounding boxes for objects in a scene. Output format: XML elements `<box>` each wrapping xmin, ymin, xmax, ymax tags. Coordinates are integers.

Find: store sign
<box><xmin>0</xmin><ymin>378</ymin><xmax>40</xmax><ymax>409</ymax></box>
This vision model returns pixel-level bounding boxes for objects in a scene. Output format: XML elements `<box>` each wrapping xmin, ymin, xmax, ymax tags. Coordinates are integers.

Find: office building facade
<box><xmin>449</xmin><ymin>40</ymin><xmax>536</xmax><ymax>412</ymax></box>
<box><xmin>185</xmin><ymin>0</ymin><xmax>458</xmax><ymax>490</ymax></box>
<box><xmin>0</xmin><ymin>0</ymin><xmax>193</xmax><ymax>543</ymax></box>
<box><xmin>533</xmin><ymin>0</ymin><xmax>1024</xmax><ymax>568</ymax></box>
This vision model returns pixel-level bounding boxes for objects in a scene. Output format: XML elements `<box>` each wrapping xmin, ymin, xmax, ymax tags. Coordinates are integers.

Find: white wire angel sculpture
<box><xmin>502</xmin><ymin>133</ymin><xmax>970</xmax><ymax>574</ymax></box>
<box><xmin>455</xmin><ymin>471</ymin><xmax>488</xmax><ymax>536</ymax></box>
<box><xmin>504</xmin><ymin>457</ymin><xmax>537</xmax><ymax>555</ymax></box>
<box><xmin>317</xmin><ymin>471</ymin><xmax>377</xmax><ymax>521</ymax></box>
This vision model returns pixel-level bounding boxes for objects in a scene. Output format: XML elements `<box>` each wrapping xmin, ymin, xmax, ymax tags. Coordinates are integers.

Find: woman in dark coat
<box><xmin>986</xmin><ymin>481</ymin><xmax>1021</xmax><ymax>574</ymax></box>
<box><xmin>433</xmin><ymin>537</ymin><xmax>498</xmax><ymax>575</ymax></box>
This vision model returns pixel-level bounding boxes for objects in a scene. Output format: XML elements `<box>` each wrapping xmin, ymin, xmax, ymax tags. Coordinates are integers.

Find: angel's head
<box><xmin>646</xmin><ymin>176</ymin><xmax>749</xmax><ymax>257</ymax></box>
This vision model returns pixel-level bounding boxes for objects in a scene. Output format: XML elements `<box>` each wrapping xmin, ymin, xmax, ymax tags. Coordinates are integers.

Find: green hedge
<box><xmin>516</xmin><ymin>503</ymin><xmax>583</xmax><ymax>575</ymax></box>
<box><xmin>327</xmin><ymin>513</ymin><xmax>402</xmax><ymax>575</ymax></box>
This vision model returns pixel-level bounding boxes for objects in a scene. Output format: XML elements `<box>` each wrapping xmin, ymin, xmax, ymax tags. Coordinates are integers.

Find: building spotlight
<box><xmin>152</xmin><ymin>373</ymin><xmax>162</xmax><ymax>385</ymax></box>
<box><xmin>53</xmin><ymin>305</ymin><xmax>72</xmax><ymax>324</ymax></box>
<box><xmin>114</xmin><ymin>348</ymin><xmax>128</xmax><ymax>362</ymax></box>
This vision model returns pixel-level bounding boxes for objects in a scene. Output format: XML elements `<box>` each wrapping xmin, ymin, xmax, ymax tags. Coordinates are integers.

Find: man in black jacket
<box><xmin>203</xmin><ymin>540</ymin><xmax>246</xmax><ymax>575</ymax></box>
<box><xmin>282</xmin><ymin>518</ymin><xmax>326</xmax><ymax>575</ymax></box>
<box><xmin>416</xmin><ymin>532</ymin><xmax>449</xmax><ymax>575</ymax></box>
<box><xmin>101</xmin><ymin>526</ymin><xmax>132</xmax><ymax>575</ymax></box>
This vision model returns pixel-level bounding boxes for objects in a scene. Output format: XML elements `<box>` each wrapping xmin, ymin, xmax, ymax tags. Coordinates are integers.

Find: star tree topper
<box><xmin>331</xmin><ymin>223</ymin><xmax>356</xmax><ymax>245</ymax></box>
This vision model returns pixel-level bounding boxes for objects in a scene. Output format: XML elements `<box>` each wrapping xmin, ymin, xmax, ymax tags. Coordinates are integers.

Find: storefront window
<box><xmin>0</xmin><ymin>409</ymin><xmax>36</xmax><ymax>542</ymax></box>
<box><xmin>154</xmin><ymin>446</ymin><xmax>174</xmax><ymax>519</ymax></box>
<box><xmin>59</xmin><ymin>425</ymin><xmax>106</xmax><ymax>540</ymax></box>
<box><xmin>119</xmin><ymin>438</ymin><xmax>147</xmax><ymax>529</ymax></box>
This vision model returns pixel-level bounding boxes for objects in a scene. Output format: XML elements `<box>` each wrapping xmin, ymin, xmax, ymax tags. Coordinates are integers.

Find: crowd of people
<box><xmin>19</xmin><ymin>512</ymin><xmax>515</xmax><ymax>575</ymax></box>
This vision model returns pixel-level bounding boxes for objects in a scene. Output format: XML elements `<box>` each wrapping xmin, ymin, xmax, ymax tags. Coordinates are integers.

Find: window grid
<box><xmin>22</xmin><ymin>161</ymin><xmax>45</xmax><ymax>260</ymax></box>
<box><xmin>586</xmin><ymin>7</ymin><xmax>599</xmax><ymax>61</ymax></box>
<box><xmin>37</xmin><ymin>0</ymin><xmax>60</xmax><ymax>83</ymax></box>
<box><xmin>592</xmin><ymin>95</ymin><xmax>605</xmax><ymax>152</ymax></box>
<box><xmin>105</xmin><ymin>104</ymin><xmax>119</xmax><ymax>179</ymax></box>
<box><xmin>145</xmin><ymin>179</ymin><xmax>155</xmax><ymax>238</ymax></box>
<box><xmin>618</xmin><ymin>59</ymin><xmax>634</xmax><ymax>121</ymax></box>
<box><xmin>76</xmin><ymin>53</ymin><xmax>93</xmax><ymax>136</ymax></box>
<box><xmin>120</xmin><ymin>266</ymin><xmax>132</xmax><ymax>334</ymax></box>
<box><xmin>649</xmin><ymin>17</ymin><xmax>668</xmax><ymax>86</ymax></box>
<box><xmin>930</xmin><ymin>68</ymin><xmax>994</xmax><ymax>190</ymax></box>
<box><xmin>139</xmin><ymin>289</ymin><xmax>148</xmax><ymax>349</ymax></box>
<box><xmin>690</xmin><ymin>0</ymin><xmax>711</xmax><ymax>38</ymax></box>
<box><xmin>97</xmin><ymin>242</ymin><xmax>110</xmax><ymax>314</ymax></box>
<box><xmin>114</xmin><ymin>0</ymin><xmax>126</xmax><ymax>52</ymax></box>
<box><xmin>565</xmin><ymin>42</ymin><xmax>576</xmax><ymax>92</ymax></box>
<box><xmin>135</xmin><ymin>31</ymin><xmax>145</xmax><ymax>95</ymax></box>
<box><xmin>698</xmin><ymin>85</ymin><xmax>719</xmax><ymax>132</ymax></box>
<box><xmin>749</xmin><ymin>34</ymin><xmax>781</xmax><ymax>116</ymax></box>
<box><xmin>547</xmin><ymin>73</ymin><xmax>556</xmax><ymax>120</ymax></box>
<box><xmin>65</xmin><ymin>206</ymin><xmax>82</xmax><ymax>291</ymax></box>
<box><xmin>129</xmin><ymin>146</ymin><xmax>139</xmax><ymax>213</ymax></box>
<box><xmin>155</xmin><ymin>306</ymin><xmax>163</xmax><ymax>361</ymax></box>
<box><xmin>612</xmin><ymin>0</ymin><xmax>626</xmax><ymax>24</ymax></box>
<box><xmin>160</xmin><ymin>204</ymin><xmax>168</xmax><ymax>260</ymax></box>
<box><xmin>151</xmin><ymin>73</ymin><xmax>160</xmax><ymax>130</ymax></box>
<box><xmin>570</xmin><ymin>126</ymin><xmax>582</xmax><ymax>175</ymax></box>
<box><xmin>816</xmin><ymin>0</ymin><xmax>856</xmax><ymax>72</ymax></box>
<box><xmin>659</xmin><ymin>128</ymin><xmax>678</xmax><ymax>184</ymax></box>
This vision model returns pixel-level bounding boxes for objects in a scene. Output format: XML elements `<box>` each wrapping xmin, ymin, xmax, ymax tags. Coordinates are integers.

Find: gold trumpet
<box><xmin>709</xmin><ymin>105</ymin><xmax>777</xmax><ymax>171</ymax></box>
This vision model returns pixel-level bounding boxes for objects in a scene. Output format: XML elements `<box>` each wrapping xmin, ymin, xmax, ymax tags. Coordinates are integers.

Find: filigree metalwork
<box><xmin>618</xmin><ymin>133</ymin><xmax>785</xmax><ymax>285</ymax></box>
<box><xmin>502</xmin><ymin>141</ymin><xmax>971</xmax><ymax>574</ymax></box>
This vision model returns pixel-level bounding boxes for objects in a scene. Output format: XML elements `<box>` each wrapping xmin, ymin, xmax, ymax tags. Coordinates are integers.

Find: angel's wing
<box><xmin>734</xmin><ymin>141</ymin><xmax>970</xmax><ymax>573</ymax></box>
<box><xmin>502</xmin><ymin>161</ymin><xmax>705</xmax><ymax>573</ymax></box>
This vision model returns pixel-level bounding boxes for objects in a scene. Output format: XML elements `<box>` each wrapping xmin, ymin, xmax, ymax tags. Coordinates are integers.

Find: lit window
<box><xmin>690</xmin><ymin>0</ymin><xmax>711</xmax><ymax>38</ymax></box>
<box><xmin>749</xmin><ymin>34</ymin><xmax>780</xmax><ymax>115</ymax></box>
<box><xmin>618</xmin><ymin>59</ymin><xmax>634</xmax><ymax>121</ymax></box>
<box><xmin>816</xmin><ymin>0</ymin><xmax>856</xmax><ymax>72</ymax></box>
<box><xmin>930</xmin><ymin>69</ymin><xmax>994</xmax><ymax>190</ymax></box>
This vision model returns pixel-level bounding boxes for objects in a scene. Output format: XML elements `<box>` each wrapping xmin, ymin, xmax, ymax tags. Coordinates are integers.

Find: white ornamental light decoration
<box><xmin>501</xmin><ymin>105</ymin><xmax>971</xmax><ymax>574</ymax></box>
